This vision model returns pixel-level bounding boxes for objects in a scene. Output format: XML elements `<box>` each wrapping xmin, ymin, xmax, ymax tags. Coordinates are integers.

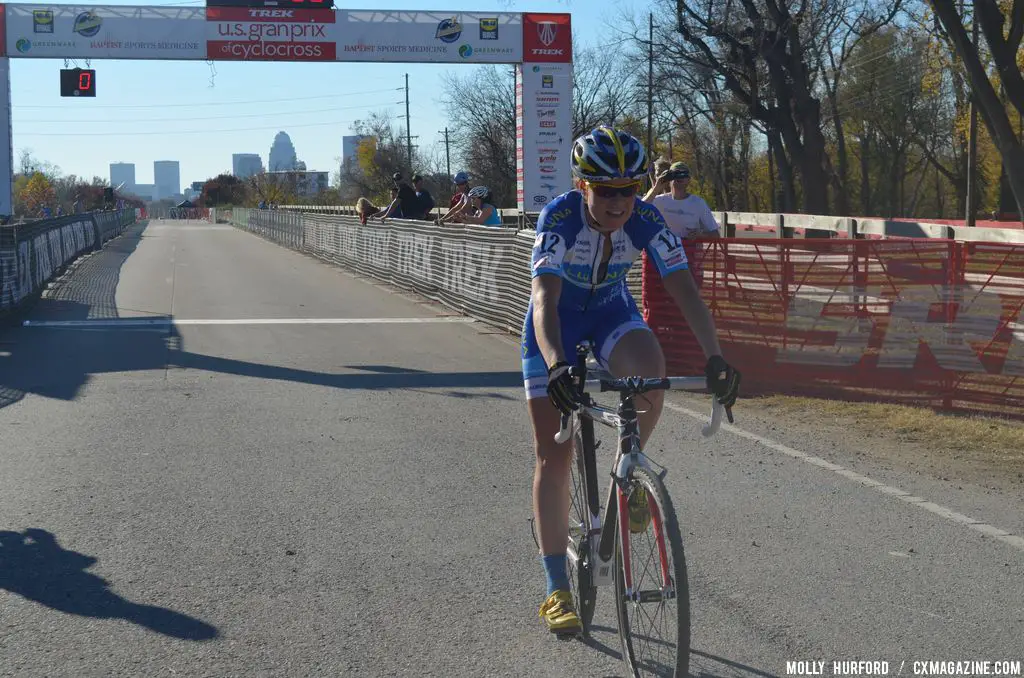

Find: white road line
<box><xmin>22</xmin><ymin>317</ymin><xmax>477</xmax><ymax>328</ymax></box>
<box><xmin>664</xmin><ymin>400</ymin><xmax>1024</xmax><ymax>553</ymax></box>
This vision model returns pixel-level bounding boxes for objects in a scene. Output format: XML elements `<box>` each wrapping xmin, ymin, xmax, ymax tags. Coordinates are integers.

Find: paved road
<box><xmin>1</xmin><ymin>220</ymin><xmax>1021</xmax><ymax>677</ymax></box>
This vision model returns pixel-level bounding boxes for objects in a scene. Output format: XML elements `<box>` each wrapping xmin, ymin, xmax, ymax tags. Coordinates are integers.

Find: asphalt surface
<box><xmin>0</xmin><ymin>219</ymin><xmax>1021</xmax><ymax>677</ymax></box>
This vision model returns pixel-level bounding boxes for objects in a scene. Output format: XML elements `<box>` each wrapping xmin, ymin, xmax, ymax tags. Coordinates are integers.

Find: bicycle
<box><xmin>551</xmin><ymin>340</ymin><xmax>729</xmax><ymax>677</ymax></box>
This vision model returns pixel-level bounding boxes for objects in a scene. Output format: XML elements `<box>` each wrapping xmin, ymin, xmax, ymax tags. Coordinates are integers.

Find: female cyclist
<box><xmin>521</xmin><ymin>126</ymin><xmax>740</xmax><ymax>635</ymax></box>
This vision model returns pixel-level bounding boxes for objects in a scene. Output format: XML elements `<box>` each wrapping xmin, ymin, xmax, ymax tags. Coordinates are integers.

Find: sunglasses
<box><xmin>587</xmin><ymin>181</ymin><xmax>641</xmax><ymax>198</ymax></box>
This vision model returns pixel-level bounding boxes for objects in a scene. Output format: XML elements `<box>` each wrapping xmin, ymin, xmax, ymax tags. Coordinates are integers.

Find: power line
<box><xmin>12</xmin><ymin>86</ymin><xmax>399</xmax><ymax>109</ymax></box>
<box><xmin>14</xmin><ymin>99</ymin><xmax>398</xmax><ymax>124</ymax></box>
<box><xmin>15</xmin><ymin>118</ymin><xmax>368</xmax><ymax>136</ymax></box>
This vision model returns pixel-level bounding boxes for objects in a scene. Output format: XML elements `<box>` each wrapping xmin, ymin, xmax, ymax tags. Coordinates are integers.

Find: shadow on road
<box><xmin>0</xmin><ymin>217</ymin><xmax>521</xmax><ymax>409</ymax></box>
<box><xmin>0</xmin><ymin>528</ymin><xmax>218</xmax><ymax>640</ymax></box>
<box><xmin>580</xmin><ymin>626</ymin><xmax>779</xmax><ymax>678</ymax></box>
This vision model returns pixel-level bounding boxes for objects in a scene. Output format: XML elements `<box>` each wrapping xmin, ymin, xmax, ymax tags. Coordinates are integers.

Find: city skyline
<box><xmin>106</xmin><ymin>130</ymin><xmax>343</xmax><ymax>198</ymax></box>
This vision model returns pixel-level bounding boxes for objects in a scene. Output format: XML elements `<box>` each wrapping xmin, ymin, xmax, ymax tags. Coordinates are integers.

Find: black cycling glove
<box><xmin>705</xmin><ymin>355</ymin><xmax>741</xmax><ymax>409</ymax></box>
<box><xmin>546</xmin><ymin>361</ymin><xmax>580</xmax><ymax>416</ymax></box>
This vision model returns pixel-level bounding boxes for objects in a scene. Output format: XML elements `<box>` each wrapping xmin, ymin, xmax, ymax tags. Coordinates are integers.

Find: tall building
<box><xmin>232</xmin><ymin>153</ymin><xmax>263</xmax><ymax>179</ymax></box>
<box><xmin>154</xmin><ymin>161</ymin><xmax>181</xmax><ymax>201</ymax></box>
<box><xmin>110</xmin><ymin>162</ymin><xmax>135</xmax><ymax>191</ymax></box>
<box><xmin>266</xmin><ymin>170</ymin><xmax>329</xmax><ymax>198</ymax></box>
<box><xmin>269</xmin><ymin>131</ymin><xmax>298</xmax><ymax>171</ymax></box>
<box><xmin>342</xmin><ymin>135</ymin><xmax>372</xmax><ymax>169</ymax></box>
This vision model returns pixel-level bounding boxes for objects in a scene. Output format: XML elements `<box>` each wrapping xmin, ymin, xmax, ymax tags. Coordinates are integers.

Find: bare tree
<box><xmin>665</xmin><ymin>0</ymin><xmax>902</xmax><ymax>215</ymax></box>
<box><xmin>438</xmin><ymin>65</ymin><xmax>518</xmax><ymax>208</ymax></box>
<box><xmin>927</xmin><ymin>0</ymin><xmax>1024</xmax><ymax>216</ymax></box>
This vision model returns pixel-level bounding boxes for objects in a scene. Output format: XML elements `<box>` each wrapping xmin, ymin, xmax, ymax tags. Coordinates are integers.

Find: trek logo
<box><xmin>249</xmin><ymin>9</ymin><xmax>293</xmax><ymax>17</ymax></box>
<box><xmin>523</xmin><ymin>13</ymin><xmax>571</xmax><ymax>63</ymax></box>
<box><xmin>540</xmin><ymin>120</ymin><xmax>556</xmax><ymax>128</ymax></box>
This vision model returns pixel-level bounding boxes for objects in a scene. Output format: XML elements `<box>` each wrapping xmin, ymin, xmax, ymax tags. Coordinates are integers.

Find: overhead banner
<box><xmin>517</xmin><ymin>61</ymin><xmax>573</xmax><ymax>212</ymax></box>
<box><xmin>206</xmin><ymin>6</ymin><xmax>338</xmax><ymax>62</ymax></box>
<box><xmin>5</xmin><ymin>4</ymin><xmax>206</xmax><ymax>59</ymax></box>
<box><xmin>335</xmin><ymin>11</ymin><xmax>521</xmax><ymax>63</ymax></box>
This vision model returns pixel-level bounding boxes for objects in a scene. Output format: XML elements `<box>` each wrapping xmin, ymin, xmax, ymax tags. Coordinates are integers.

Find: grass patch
<box><xmin>751</xmin><ymin>394</ymin><xmax>1024</xmax><ymax>471</ymax></box>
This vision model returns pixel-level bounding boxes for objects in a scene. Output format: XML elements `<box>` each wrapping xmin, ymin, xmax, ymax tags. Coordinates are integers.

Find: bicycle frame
<box><xmin>555</xmin><ymin>341</ymin><xmax>723</xmax><ymax>589</ymax></box>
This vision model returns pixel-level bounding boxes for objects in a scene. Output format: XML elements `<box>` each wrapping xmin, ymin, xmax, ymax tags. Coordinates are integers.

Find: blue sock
<box><xmin>542</xmin><ymin>554</ymin><xmax>570</xmax><ymax>595</ymax></box>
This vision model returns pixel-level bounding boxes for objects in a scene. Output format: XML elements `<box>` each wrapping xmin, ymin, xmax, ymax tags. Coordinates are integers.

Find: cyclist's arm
<box><xmin>532</xmin><ymin>274</ymin><xmax>566</xmax><ymax>368</ymax></box>
<box><xmin>661</xmin><ymin>269</ymin><xmax>723</xmax><ymax>358</ymax></box>
<box><xmin>530</xmin><ymin>201</ymin><xmax>573</xmax><ymax>367</ymax></box>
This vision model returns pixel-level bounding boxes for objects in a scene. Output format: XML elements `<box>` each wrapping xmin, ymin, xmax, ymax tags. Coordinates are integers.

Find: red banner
<box><xmin>643</xmin><ymin>239</ymin><xmax>1024</xmax><ymax>416</ymax></box>
<box><xmin>522</xmin><ymin>13</ymin><xmax>571</xmax><ymax>63</ymax></box>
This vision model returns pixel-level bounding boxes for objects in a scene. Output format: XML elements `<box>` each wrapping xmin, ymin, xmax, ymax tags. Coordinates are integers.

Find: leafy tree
<box><xmin>199</xmin><ymin>174</ymin><xmax>249</xmax><ymax>207</ymax></box>
<box><xmin>19</xmin><ymin>172</ymin><xmax>57</xmax><ymax>214</ymax></box>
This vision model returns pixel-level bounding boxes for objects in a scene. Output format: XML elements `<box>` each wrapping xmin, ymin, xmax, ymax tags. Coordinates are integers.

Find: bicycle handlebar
<box><xmin>553</xmin><ymin>375</ymin><xmax>728</xmax><ymax>444</ymax></box>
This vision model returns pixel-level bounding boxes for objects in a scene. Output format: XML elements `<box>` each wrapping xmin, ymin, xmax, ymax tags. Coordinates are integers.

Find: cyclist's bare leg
<box><xmin>528</xmin><ymin>396</ymin><xmax>572</xmax><ymax>557</ymax></box>
<box><xmin>607</xmin><ymin>328</ymin><xmax>667</xmax><ymax>450</ymax></box>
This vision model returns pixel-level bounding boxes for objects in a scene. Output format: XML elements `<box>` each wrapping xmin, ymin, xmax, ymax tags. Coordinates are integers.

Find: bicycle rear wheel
<box><xmin>567</xmin><ymin>428</ymin><xmax>597</xmax><ymax>632</ymax></box>
<box><xmin>614</xmin><ymin>465</ymin><xmax>691</xmax><ymax>677</ymax></box>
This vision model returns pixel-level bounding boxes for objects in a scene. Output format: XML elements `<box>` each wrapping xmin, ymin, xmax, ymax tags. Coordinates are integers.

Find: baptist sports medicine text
<box><xmin>786</xmin><ymin>661</ymin><xmax>1022</xmax><ymax>676</ymax></box>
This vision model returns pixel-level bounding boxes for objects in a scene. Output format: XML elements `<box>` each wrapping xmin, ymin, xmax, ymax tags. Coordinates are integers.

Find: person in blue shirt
<box><xmin>451</xmin><ymin>185</ymin><xmax>503</xmax><ymax>227</ymax></box>
<box><xmin>522</xmin><ymin>126</ymin><xmax>741</xmax><ymax>635</ymax></box>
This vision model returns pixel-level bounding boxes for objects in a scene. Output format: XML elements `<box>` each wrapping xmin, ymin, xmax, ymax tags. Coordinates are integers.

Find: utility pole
<box><xmin>965</xmin><ymin>2</ymin><xmax>979</xmax><ymax>227</ymax></box>
<box><xmin>438</xmin><ymin>127</ymin><xmax>451</xmax><ymax>180</ymax></box>
<box><xmin>647</xmin><ymin>13</ymin><xmax>655</xmax><ymax>156</ymax></box>
<box><xmin>405</xmin><ymin>73</ymin><xmax>413</xmax><ymax>171</ymax></box>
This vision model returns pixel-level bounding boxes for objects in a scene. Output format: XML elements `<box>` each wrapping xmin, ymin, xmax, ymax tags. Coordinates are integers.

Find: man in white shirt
<box><xmin>643</xmin><ymin>162</ymin><xmax>721</xmax><ymax>241</ymax></box>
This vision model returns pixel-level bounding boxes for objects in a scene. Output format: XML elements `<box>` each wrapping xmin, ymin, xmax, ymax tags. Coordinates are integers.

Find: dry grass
<box><xmin>752</xmin><ymin>394</ymin><xmax>1024</xmax><ymax>473</ymax></box>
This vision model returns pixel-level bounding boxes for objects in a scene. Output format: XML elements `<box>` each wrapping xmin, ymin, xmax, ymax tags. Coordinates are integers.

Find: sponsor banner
<box><xmin>522</xmin><ymin>12</ymin><xmax>570</xmax><ymax>63</ymax></box>
<box><xmin>6</xmin><ymin>4</ymin><xmax>205</xmax><ymax>59</ymax></box>
<box><xmin>335</xmin><ymin>11</ymin><xmax>521</xmax><ymax>63</ymax></box>
<box><xmin>517</xmin><ymin>62</ymin><xmax>572</xmax><ymax>212</ymax></box>
<box><xmin>206</xmin><ymin>6</ymin><xmax>337</xmax><ymax>61</ymax></box>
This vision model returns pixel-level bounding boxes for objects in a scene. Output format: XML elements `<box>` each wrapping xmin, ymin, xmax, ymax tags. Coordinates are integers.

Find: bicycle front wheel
<box><xmin>614</xmin><ymin>465</ymin><xmax>691</xmax><ymax>677</ymax></box>
<box><xmin>567</xmin><ymin>428</ymin><xmax>597</xmax><ymax>632</ymax></box>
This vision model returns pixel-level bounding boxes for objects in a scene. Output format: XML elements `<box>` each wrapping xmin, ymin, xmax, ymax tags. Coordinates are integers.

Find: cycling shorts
<box><xmin>520</xmin><ymin>294</ymin><xmax>651</xmax><ymax>400</ymax></box>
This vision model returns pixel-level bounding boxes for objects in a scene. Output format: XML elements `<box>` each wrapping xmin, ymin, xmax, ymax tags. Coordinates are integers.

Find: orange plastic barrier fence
<box><xmin>642</xmin><ymin>239</ymin><xmax>1024</xmax><ymax>417</ymax></box>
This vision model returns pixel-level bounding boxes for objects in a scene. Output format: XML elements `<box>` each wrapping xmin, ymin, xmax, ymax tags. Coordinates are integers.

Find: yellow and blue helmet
<box><xmin>570</xmin><ymin>126</ymin><xmax>649</xmax><ymax>183</ymax></box>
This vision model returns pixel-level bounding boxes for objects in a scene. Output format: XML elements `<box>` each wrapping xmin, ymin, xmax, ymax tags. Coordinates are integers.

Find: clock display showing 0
<box><xmin>205</xmin><ymin>0</ymin><xmax>333</xmax><ymax>7</ymax></box>
<box><xmin>59</xmin><ymin>68</ymin><xmax>96</xmax><ymax>98</ymax></box>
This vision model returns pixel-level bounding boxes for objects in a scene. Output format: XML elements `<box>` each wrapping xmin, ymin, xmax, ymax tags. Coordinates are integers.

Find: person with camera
<box><xmin>643</xmin><ymin>162</ymin><xmax>720</xmax><ymax>241</ymax></box>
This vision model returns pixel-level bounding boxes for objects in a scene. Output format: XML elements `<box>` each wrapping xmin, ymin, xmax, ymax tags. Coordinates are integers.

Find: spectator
<box><xmin>73</xmin><ymin>195</ymin><xmax>84</xmax><ymax>214</ymax></box>
<box><xmin>391</xmin><ymin>172</ymin><xmax>419</xmax><ymax>219</ymax></box>
<box><xmin>643</xmin><ymin>157</ymin><xmax>673</xmax><ymax>202</ymax></box>
<box><xmin>648</xmin><ymin>162</ymin><xmax>720</xmax><ymax>241</ymax></box>
<box><xmin>436</xmin><ymin>171</ymin><xmax>471</xmax><ymax>224</ymax></box>
<box><xmin>410</xmin><ymin>174</ymin><xmax>435</xmax><ymax>220</ymax></box>
<box><xmin>450</xmin><ymin>185</ymin><xmax>502</xmax><ymax>227</ymax></box>
<box><xmin>372</xmin><ymin>187</ymin><xmax>403</xmax><ymax>221</ymax></box>
<box><xmin>356</xmin><ymin>197</ymin><xmax>380</xmax><ymax>225</ymax></box>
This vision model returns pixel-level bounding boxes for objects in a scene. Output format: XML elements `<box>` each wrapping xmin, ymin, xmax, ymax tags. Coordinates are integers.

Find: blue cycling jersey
<box><xmin>530</xmin><ymin>190</ymin><xmax>689</xmax><ymax>312</ymax></box>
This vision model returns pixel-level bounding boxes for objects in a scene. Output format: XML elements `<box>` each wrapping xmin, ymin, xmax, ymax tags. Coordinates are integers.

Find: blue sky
<box><xmin>10</xmin><ymin>0</ymin><xmax>648</xmax><ymax>188</ymax></box>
